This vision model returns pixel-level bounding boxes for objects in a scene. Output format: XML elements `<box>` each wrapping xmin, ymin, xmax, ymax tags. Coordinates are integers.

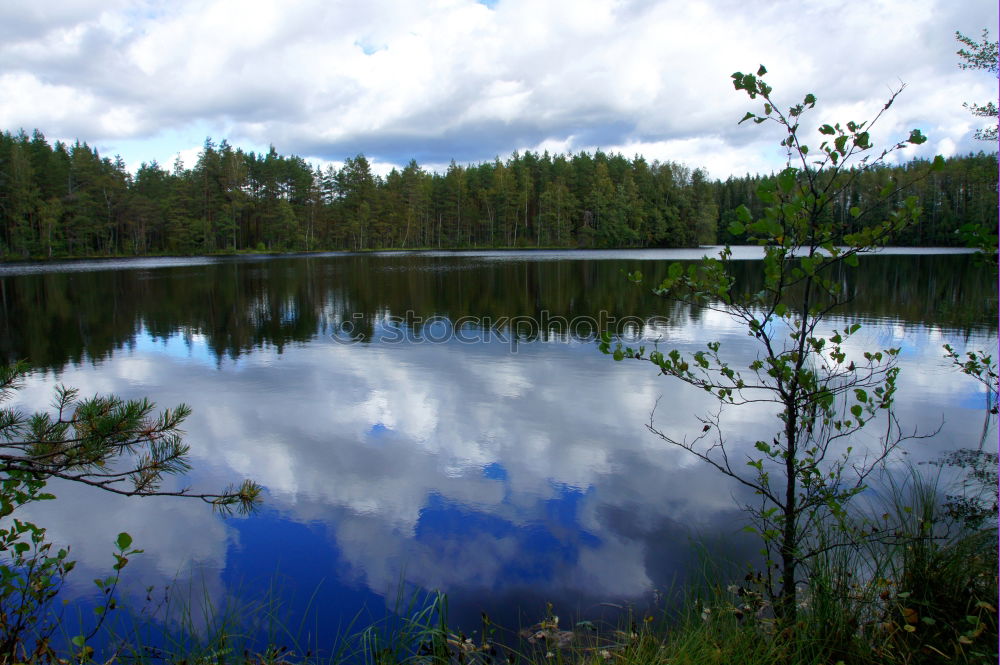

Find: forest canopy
<box><xmin>0</xmin><ymin>129</ymin><xmax>996</xmax><ymax>258</ymax></box>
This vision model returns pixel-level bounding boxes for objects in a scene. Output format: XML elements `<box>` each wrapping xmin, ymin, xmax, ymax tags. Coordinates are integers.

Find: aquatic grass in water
<box><xmin>60</xmin><ymin>573</ymin><xmax>344</xmax><ymax>664</ymax></box>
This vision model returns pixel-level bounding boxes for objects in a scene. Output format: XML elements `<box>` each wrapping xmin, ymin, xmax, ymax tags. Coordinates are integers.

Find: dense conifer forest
<box><xmin>0</xmin><ymin>129</ymin><xmax>995</xmax><ymax>258</ymax></box>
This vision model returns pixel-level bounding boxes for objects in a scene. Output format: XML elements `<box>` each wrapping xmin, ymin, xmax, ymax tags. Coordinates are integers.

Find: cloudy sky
<box><xmin>1</xmin><ymin>0</ymin><xmax>996</xmax><ymax>179</ymax></box>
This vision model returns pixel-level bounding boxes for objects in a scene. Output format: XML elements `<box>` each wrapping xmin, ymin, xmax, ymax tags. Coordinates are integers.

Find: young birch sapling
<box><xmin>601</xmin><ymin>65</ymin><xmax>942</xmax><ymax>623</ymax></box>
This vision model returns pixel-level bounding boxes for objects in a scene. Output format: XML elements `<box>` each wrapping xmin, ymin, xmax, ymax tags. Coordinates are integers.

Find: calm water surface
<box><xmin>0</xmin><ymin>248</ymin><xmax>995</xmax><ymax>650</ymax></box>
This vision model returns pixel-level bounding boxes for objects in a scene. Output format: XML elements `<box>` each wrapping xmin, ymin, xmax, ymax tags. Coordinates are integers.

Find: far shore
<box><xmin>0</xmin><ymin>243</ymin><xmax>979</xmax><ymax>271</ymax></box>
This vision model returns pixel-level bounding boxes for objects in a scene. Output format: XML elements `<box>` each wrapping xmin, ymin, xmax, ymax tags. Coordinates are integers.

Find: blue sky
<box><xmin>1</xmin><ymin>0</ymin><xmax>996</xmax><ymax>178</ymax></box>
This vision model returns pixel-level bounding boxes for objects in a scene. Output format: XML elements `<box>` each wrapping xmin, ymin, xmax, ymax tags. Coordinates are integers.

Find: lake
<box><xmin>0</xmin><ymin>247</ymin><xmax>995</xmax><ymax>653</ymax></box>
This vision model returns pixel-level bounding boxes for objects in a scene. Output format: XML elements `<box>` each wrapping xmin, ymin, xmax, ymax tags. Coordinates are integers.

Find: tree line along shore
<box><xmin>0</xmin><ymin>129</ymin><xmax>996</xmax><ymax>259</ymax></box>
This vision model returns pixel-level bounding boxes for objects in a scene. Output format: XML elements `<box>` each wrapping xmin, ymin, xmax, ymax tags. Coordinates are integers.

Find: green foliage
<box><xmin>0</xmin><ymin>466</ymin><xmax>148</xmax><ymax>662</ymax></box>
<box><xmin>944</xmin><ymin>345</ymin><xmax>998</xmax><ymax>416</ymax></box>
<box><xmin>0</xmin><ymin>129</ymin><xmax>994</xmax><ymax>259</ymax></box>
<box><xmin>674</xmin><ymin>471</ymin><xmax>998</xmax><ymax>665</ymax></box>
<box><xmin>0</xmin><ymin>361</ymin><xmax>261</xmax><ymax>661</ymax></box>
<box><xmin>0</xmin><ymin>361</ymin><xmax>261</xmax><ymax>513</ymax></box>
<box><xmin>0</xmin><ymin>473</ymin><xmax>71</xmax><ymax>661</ymax></box>
<box><xmin>714</xmin><ymin>152</ymin><xmax>998</xmax><ymax>247</ymax></box>
<box><xmin>602</xmin><ymin>65</ymin><xmax>936</xmax><ymax>623</ymax></box>
<box><xmin>849</xmin><ymin>471</ymin><xmax>997</xmax><ymax>664</ymax></box>
<box><xmin>956</xmin><ymin>28</ymin><xmax>999</xmax><ymax>142</ymax></box>
<box><xmin>0</xmin><ymin>131</ymin><xmax>720</xmax><ymax>257</ymax></box>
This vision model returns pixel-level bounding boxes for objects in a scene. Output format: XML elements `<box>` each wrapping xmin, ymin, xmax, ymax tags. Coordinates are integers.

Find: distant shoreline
<box><xmin>0</xmin><ymin>244</ymin><xmax>979</xmax><ymax>267</ymax></box>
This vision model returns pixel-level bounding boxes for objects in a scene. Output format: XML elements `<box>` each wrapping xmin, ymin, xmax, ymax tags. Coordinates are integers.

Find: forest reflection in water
<box><xmin>0</xmin><ymin>248</ymin><xmax>995</xmax><ymax>647</ymax></box>
<box><xmin>0</xmin><ymin>248</ymin><xmax>993</xmax><ymax>369</ymax></box>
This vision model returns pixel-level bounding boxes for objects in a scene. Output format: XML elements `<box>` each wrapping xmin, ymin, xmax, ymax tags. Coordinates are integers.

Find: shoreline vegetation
<box><xmin>0</xmin><ymin>129</ymin><xmax>996</xmax><ymax>262</ymax></box>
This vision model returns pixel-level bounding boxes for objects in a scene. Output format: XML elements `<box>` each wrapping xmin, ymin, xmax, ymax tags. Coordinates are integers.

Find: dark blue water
<box><xmin>0</xmin><ymin>248</ymin><xmax>994</xmax><ymax>656</ymax></box>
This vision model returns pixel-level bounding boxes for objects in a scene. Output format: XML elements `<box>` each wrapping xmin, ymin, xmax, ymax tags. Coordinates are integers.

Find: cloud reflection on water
<box><xmin>13</xmin><ymin>311</ymin><xmax>992</xmax><ymax>634</ymax></box>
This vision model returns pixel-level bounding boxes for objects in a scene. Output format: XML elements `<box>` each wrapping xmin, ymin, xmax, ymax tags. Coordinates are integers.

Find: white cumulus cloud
<box><xmin>0</xmin><ymin>0</ymin><xmax>995</xmax><ymax>177</ymax></box>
